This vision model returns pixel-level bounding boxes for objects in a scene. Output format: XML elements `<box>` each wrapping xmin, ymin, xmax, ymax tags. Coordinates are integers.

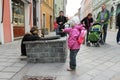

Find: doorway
<box><xmin>50</xmin><ymin>15</ymin><xmax>53</xmax><ymax>32</ymax></box>
<box><xmin>33</xmin><ymin>0</ymin><xmax>37</xmax><ymax>26</ymax></box>
<box><xmin>116</xmin><ymin>4</ymin><xmax>120</xmax><ymax>29</ymax></box>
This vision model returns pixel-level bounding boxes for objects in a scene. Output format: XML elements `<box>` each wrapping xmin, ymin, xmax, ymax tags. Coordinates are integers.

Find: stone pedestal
<box><xmin>24</xmin><ymin>37</ymin><xmax>68</xmax><ymax>63</ymax></box>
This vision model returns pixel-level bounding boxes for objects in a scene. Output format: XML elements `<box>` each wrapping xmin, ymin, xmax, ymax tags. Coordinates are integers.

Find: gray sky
<box><xmin>66</xmin><ymin>0</ymin><xmax>82</xmax><ymax>17</ymax></box>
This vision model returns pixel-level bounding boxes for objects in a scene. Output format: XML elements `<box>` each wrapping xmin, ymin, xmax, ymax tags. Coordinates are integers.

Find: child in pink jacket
<box><xmin>63</xmin><ymin>22</ymin><xmax>85</xmax><ymax>71</ymax></box>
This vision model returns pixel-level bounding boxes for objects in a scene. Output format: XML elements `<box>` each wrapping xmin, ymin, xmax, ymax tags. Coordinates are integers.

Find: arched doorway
<box><xmin>116</xmin><ymin>4</ymin><xmax>120</xmax><ymax>29</ymax></box>
<box><xmin>110</xmin><ymin>7</ymin><xmax>114</xmax><ymax>29</ymax></box>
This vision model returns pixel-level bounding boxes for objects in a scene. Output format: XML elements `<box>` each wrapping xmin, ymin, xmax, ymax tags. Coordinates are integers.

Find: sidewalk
<box><xmin>0</xmin><ymin>31</ymin><xmax>120</xmax><ymax>80</ymax></box>
<box><xmin>0</xmin><ymin>40</ymin><xmax>27</xmax><ymax>80</ymax></box>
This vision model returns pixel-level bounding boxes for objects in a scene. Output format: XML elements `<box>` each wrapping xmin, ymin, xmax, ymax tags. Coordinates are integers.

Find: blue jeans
<box><xmin>102</xmin><ymin>24</ymin><xmax>108</xmax><ymax>43</ymax></box>
<box><xmin>117</xmin><ymin>28</ymin><xmax>120</xmax><ymax>43</ymax></box>
<box><xmin>70</xmin><ymin>49</ymin><xmax>79</xmax><ymax>69</ymax></box>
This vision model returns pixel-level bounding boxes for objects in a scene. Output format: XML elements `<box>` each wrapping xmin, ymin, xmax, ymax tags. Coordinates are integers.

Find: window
<box><xmin>12</xmin><ymin>0</ymin><xmax>25</xmax><ymax>26</ymax></box>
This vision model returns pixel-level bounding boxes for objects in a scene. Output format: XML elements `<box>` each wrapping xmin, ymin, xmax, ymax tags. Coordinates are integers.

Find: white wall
<box><xmin>24</xmin><ymin>3</ymin><xmax>30</xmax><ymax>33</ymax></box>
<box><xmin>36</xmin><ymin>0</ymin><xmax>41</xmax><ymax>29</ymax></box>
<box><xmin>0</xmin><ymin>0</ymin><xmax>4</xmax><ymax>44</ymax></box>
<box><xmin>10</xmin><ymin>0</ymin><xmax>14</xmax><ymax>42</ymax></box>
<box><xmin>80</xmin><ymin>0</ymin><xmax>85</xmax><ymax>20</ymax></box>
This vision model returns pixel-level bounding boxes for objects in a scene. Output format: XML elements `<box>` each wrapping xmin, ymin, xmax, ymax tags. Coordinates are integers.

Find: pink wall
<box><xmin>3</xmin><ymin>0</ymin><xmax>12</xmax><ymax>43</ymax></box>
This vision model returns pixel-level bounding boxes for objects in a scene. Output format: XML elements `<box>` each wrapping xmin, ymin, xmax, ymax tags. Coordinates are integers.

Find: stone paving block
<box><xmin>89</xmin><ymin>61</ymin><xmax>102</xmax><ymax>66</ymax></box>
<box><xmin>0</xmin><ymin>59</ymin><xmax>8</xmax><ymax>62</ymax></box>
<box><xmin>111</xmin><ymin>73</ymin><xmax>120</xmax><ymax>80</ymax></box>
<box><xmin>7</xmin><ymin>59</ymin><xmax>20</xmax><ymax>63</ymax></box>
<box><xmin>82</xmin><ymin>64</ymin><xmax>96</xmax><ymax>69</ymax></box>
<box><xmin>110</xmin><ymin>57</ymin><xmax>120</xmax><ymax>63</ymax></box>
<box><xmin>99</xmin><ymin>57</ymin><xmax>112</xmax><ymax>62</ymax></box>
<box><xmin>0</xmin><ymin>66</ymin><xmax>5</xmax><ymax>71</ymax></box>
<box><xmin>0</xmin><ymin>62</ymin><xmax>14</xmax><ymax>67</ymax></box>
<box><xmin>78</xmin><ymin>74</ymin><xmax>93</xmax><ymax>80</ymax></box>
<box><xmin>87</xmin><ymin>69</ymin><xmax>102</xmax><ymax>77</ymax></box>
<box><xmin>115</xmin><ymin>62</ymin><xmax>120</xmax><ymax>67</ymax></box>
<box><xmin>103</xmin><ymin>62</ymin><xmax>116</xmax><ymax>67</ymax></box>
<box><xmin>92</xmin><ymin>75</ymin><xmax>110</xmax><ymax>80</ymax></box>
<box><xmin>0</xmin><ymin>56</ymin><xmax>7</xmax><ymax>59</ymax></box>
<box><xmin>101</xmin><ymin>70</ymin><xmax>116</xmax><ymax>78</ymax></box>
<box><xmin>95</xmin><ymin>64</ymin><xmax>111</xmax><ymax>71</ymax></box>
<box><xmin>0</xmin><ymin>72</ymin><xmax>15</xmax><ymax>79</ymax></box>
<box><xmin>109</xmin><ymin>65</ymin><xmax>120</xmax><ymax>72</ymax></box>
<box><xmin>12</xmin><ymin>63</ymin><xmax>27</xmax><ymax>67</ymax></box>
<box><xmin>7</xmin><ymin>56</ymin><xmax>21</xmax><ymax>59</ymax></box>
<box><xmin>56</xmin><ymin>76</ymin><xmax>74</xmax><ymax>80</ymax></box>
<box><xmin>93</xmin><ymin>60</ymin><xmax>105</xmax><ymax>64</ymax></box>
<box><xmin>2</xmin><ymin>67</ymin><xmax>22</xmax><ymax>73</ymax></box>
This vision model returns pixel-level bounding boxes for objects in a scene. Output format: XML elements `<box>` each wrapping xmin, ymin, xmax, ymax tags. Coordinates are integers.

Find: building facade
<box><xmin>80</xmin><ymin>0</ymin><xmax>85</xmax><ymax>20</ymax></box>
<box><xmin>92</xmin><ymin>0</ymin><xmax>118</xmax><ymax>30</ymax></box>
<box><xmin>0</xmin><ymin>0</ymin><xmax>41</xmax><ymax>44</ymax></box>
<box><xmin>54</xmin><ymin>0</ymin><xmax>67</xmax><ymax>18</ymax></box>
<box><xmin>84</xmin><ymin>0</ymin><xmax>93</xmax><ymax>17</ymax></box>
<box><xmin>41</xmin><ymin>0</ymin><xmax>54</xmax><ymax>32</ymax></box>
<box><xmin>63</xmin><ymin>0</ymin><xmax>67</xmax><ymax>16</ymax></box>
<box><xmin>80</xmin><ymin>0</ymin><xmax>120</xmax><ymax>30</ymax></box>
<box><xmin>80</xmin><ymin>0</ymin><xmax>93</xmax><ymax>20</ymax></box>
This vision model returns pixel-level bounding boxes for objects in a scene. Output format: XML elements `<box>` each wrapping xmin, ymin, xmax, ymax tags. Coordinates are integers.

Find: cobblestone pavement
<box><xmin>0</xmin><ymin>31</ymin><xmax>120</xmax><ymax>80</ymax></box>
<box><xmin>0</xmin><ymin>39</ymin><xmax>27</xmax><ymax>80</ymax></box>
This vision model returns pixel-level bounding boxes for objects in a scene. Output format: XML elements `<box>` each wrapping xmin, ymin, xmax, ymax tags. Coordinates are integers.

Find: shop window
<box><xmin>12</xmin><ymin>0</ymin><xmax>25</xmax><ymax>27</ymax></box>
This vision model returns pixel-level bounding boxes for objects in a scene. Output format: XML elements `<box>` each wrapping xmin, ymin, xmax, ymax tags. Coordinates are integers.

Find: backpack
<box><xmin>78</xmin><ymin>30</ymin><xmax>87</xmax><ymax>44</ymax></box>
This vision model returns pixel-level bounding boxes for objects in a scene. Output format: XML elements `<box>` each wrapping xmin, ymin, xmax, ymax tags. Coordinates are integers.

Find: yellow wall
<box><xmin>41</xmin><ymin>0</ymin><xmax>54</xmax><ymax>32</ymax></box>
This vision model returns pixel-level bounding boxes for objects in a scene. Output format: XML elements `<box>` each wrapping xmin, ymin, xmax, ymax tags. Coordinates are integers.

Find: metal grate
<box><xmin>23</xmin><ymin>75</ymin><xmax>56</xmax><ymax>80</ymax></box>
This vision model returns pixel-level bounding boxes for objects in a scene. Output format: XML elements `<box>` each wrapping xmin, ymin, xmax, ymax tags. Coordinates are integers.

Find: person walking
<box><xmin>116</xmin><ymin>12</ymin><xmax>120</xmax><ymax>45</ymax></box>
<box><xmin>63</xmin><ymin>21</ymin><xmax>85</xmax><ymax>71</ymax></box>
<box><xmin>81</xmin><ymin>13</ymin><xmax>93</xmax><ymax>45</ymax></box>
<box><xmin>56</xmin><ymin>11</ymin><xmax>67</xmax><ymax>37</ymax></box>
<box><xmin>96</xmin><ymin>4</ymin><xmax>110</xmax><ymax>44</ymax></box>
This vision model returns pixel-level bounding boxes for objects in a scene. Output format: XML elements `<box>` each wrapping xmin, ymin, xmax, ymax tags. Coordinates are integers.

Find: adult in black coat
<box><xmin>21</xmin><ymin>27</ymin><xmax>41</xmax><ymax>56</ymax></box>
<box><xmin>56</xmin><ymin>11</ymin><xmax>67</xmax><ymax>37</ymax></box>
<box><xmin>81</xmin><ymin>13</ymin><xmax>93</xmax><ymax>44</ymax></box>
<box><xmin>116</xmin><ymin>12</ymin><xmax>120</xmax><ymax>44</ymax></box>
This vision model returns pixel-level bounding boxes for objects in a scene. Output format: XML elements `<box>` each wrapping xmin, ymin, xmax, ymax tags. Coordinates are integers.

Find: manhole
<box><xmin>23</xmin><ymin>75</ymin><xmax>56</xmax><ymax>80</ymax></box>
